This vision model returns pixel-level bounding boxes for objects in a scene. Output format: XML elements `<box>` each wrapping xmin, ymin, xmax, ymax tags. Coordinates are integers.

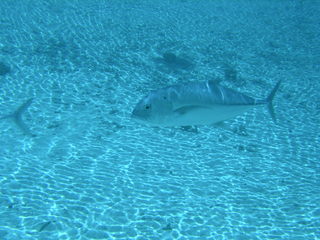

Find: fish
<box><xmin>0</xmin><ymin>98</ymin><xmax>34</xmax><ymax>136</ymax></box>
<box><xmin>131</xmin><ymin>81</ymin><xmax>281</xmax><ymax>127</ymax></box>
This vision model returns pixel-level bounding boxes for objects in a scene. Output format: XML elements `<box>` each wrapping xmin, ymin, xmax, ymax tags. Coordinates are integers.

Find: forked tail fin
<box><xmin>0</xmin><ymin>98</ymin><xmax>34</xmax><ymax>136</ymax></box>
<box><xmin>266</xmin><ymin>81</ymin><xmax>281</xmax><ymax>122</ymax></box>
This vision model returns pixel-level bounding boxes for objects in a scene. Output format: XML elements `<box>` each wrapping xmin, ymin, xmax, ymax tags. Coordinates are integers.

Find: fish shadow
<box><xmin>153</xmin><ymin>52</ymin><xmax>195</xmax><ymax>71</ymax></box>
<box><xmin>0</xmin><ymin>61</ymin><xmax>11</xmax><ymax>76</ymax></box>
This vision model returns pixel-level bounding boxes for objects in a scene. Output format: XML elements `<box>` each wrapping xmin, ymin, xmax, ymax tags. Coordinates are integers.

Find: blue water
<box><xmin>0</xmin><ymin>0</ymin><xmax>319</xmax><ymax>239</ymax></box>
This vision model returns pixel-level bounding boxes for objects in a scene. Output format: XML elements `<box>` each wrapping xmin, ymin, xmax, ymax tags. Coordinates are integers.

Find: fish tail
<box><xmin>266</xmin><ymin>80</ymin><xmax>281</xmax><ymax>122</ymax></box>
<box><xmin>1</xmin><ymin>98</ymin><xmax>34</xmax><ymax>135</ymax></box>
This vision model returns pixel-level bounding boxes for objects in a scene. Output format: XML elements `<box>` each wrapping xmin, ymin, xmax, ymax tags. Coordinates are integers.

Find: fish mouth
<box><xmin>131</xmin><ymin>111</ymin><xmax>143</xmax><ymax>122</ymax></box>
<box><xmin>131</xmin><ymin>109</ymin><xmax>139</xmax><ymax>119</ymax></box>
<box><xmin>131</xmin><ymin>110</ymin><xmax>151</xmax><ymax>126</ymax></box>
<box><xmin>131</xmin><ymin>114</ymin><xmax>139</xmax><ymax>121</ymax></box>
<box><xmin>131</xmin><ymin>115</ymin><xmax>147</xmax><ymax>125</ymax></box>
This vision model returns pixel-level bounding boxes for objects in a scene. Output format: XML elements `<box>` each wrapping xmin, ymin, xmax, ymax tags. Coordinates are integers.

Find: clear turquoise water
<box><xmin>0</xmin><ymin>0</ymin><xmax>319</xmax><ymax>239</ymax></box>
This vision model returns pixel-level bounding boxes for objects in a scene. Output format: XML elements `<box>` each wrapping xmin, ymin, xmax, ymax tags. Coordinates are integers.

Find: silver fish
<box><xmin>132</xmin><ymin>81</ymin><xmax>281</xmax><ymax>127</ymax></box>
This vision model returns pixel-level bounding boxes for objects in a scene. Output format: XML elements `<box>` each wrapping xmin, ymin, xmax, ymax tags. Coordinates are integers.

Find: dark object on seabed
<box><xmin>0</xmin><ymin>62</ymin><xmax>11</xmax><ymax>76</ymax></box>
<box><xmin>38</xmin><ymin>221</ymin><xmax>52</xmax><ymax>232</ymax></box>
<box><xmin>153</xmin><ymin>52</ymin><xmax>194</xmax><ymax>70</ymax></box>
<box><xmin>163</xmin><ymin>52</ymin><xmax>177</xmax><ymax>64</ymax></box>
<box><xmin>38</xmin><ymin>220</ymin><xmax>57</xmax><ymax>232</ymax></box>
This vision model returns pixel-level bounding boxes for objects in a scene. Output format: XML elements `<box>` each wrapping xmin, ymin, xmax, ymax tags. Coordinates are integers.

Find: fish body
<box><xmin>132</xmin><ymin>81</ymin><xmax>280</xmax><ymax>127</ymax></box>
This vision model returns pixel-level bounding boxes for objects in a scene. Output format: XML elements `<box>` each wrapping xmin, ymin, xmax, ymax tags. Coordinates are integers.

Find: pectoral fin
<box><xmin>174</xmin><ymin>105</ymin><xmax>211</xmax><ymax>115</ymax></box>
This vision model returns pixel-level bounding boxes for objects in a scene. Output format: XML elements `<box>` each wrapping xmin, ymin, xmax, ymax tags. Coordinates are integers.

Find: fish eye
<box><xmin>145</xmin><ymin>104</ymin><xmax>151</xmax><ymax>110</ymax></box>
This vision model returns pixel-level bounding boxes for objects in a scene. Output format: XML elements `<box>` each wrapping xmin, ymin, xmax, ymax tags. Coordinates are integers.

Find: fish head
<box><xmin>131</xmin><ymin>89</ymin><xmax>173</xmax><ymax>126</ymax></box>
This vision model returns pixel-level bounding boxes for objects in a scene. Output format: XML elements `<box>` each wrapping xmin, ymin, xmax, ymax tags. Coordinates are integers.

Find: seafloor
<box><xmin>0</xmin><ymin>0</ymin><xmax>319</xmax><ymax>239</ymax></box>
